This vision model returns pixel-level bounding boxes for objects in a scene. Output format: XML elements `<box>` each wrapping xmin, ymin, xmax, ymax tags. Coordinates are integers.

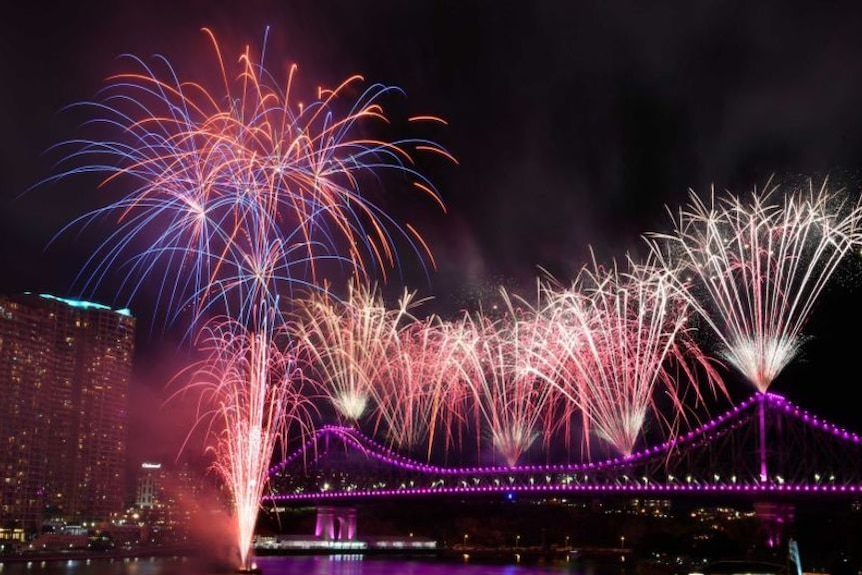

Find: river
<box><xmin>0</xmin><ymin>555</ymin><xmax>626</xmax><ymax>575</ymax></box>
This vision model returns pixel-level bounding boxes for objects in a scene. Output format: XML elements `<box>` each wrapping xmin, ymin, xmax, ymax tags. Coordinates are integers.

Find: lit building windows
<box><xmin>0</xmin><ymin>293</ymin><xmax>135</xmax><ymax>529</ymax></box>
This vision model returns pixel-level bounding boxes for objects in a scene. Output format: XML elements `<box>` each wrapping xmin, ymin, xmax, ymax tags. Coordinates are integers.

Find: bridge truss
<box><xmin>265</xmin><ymin>393</ymin><xmax>862</xmax><ymax>504</ymax></box>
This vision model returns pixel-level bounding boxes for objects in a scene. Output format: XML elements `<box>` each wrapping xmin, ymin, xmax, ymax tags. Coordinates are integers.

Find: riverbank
<box><xmin>0</xmin><ymin>544</ymin><xmax>201</xmax><ymax>564</ymax></box>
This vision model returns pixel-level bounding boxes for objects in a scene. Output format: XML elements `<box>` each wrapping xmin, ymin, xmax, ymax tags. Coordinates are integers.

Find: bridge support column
<box><xmin>343</xmin><ymin>507</ymin><xmax>357</xmax><ymax>540</ymax></box>
<box><xmin>314</xmin><ymin>506</ymin><xmax>357</xmax><ymax>541</ymax></box>
<box><xmin>315</xmin><ymin>506</ymin><xmax>335</xmax><ymax>540</ymax></box>
<box><xmin>753</xmin><ymin>501</ymin><xmax>794</xmax><ymax>549</ymax></box>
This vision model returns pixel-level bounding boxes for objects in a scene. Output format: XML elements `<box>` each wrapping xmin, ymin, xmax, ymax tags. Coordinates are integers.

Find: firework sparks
<box><xmin>536</xmin><ymin>252</ymin><xmax>725</xmax><ymax>457</ymax></box>
<box><xmin>369</xmin><ymin>310</ymin><xmax>464</xmax><ymax>456</ymax></box>
<box><xmin>46</xmin><ymin>27</ymin><xmax>452</xmax><ymax>331</ymax></box>
<box><xmin>649</xmin><ymin>178</ymin><xmax>862</xmax><ymax>393</ymax></box>
<box><xmin>173</xmin><ymin>311</ymin><xmax>315</xmax><ymax>570</ymax></box>
<box><xmin>46</xmin><ymin>27</ymin><xmax>451</xmax><ymax>571</ymax></box>
<box><xmin>454</xmin><ymin>288</ymin><xmax>558</xmax><ymax>467</ymax></box>
<box><xmin>289</xmin><ymin>280</ymin><xmax>416</xmax><ymax>422</ymax></box>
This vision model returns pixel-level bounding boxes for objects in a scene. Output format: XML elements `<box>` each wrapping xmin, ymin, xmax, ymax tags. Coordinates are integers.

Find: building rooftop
<box><xmin>24</xmin><ymin>292</ymin><xmax>133</xmax><ymax>317</ymax></box>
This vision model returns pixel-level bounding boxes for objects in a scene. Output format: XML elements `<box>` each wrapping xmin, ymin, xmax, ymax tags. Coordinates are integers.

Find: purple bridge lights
<box><xmin>263</xmin><ymin>393</ymin><xmax>862</xmax><ymax>504</ymax></box>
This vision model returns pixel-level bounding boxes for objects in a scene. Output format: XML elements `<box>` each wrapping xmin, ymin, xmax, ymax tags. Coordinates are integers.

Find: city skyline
<box><xmin>3</xmin><ymin>0</ymin><xmax>862</xmax><ymax>466</ymax></box>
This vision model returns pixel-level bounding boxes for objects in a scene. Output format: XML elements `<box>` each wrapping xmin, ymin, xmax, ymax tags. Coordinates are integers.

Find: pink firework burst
<box><xmin>536</xmin><ymin>252</ymin><xmax>725</xmax><ymax>457</ymax></box>
<box><xmin>173</xmin><ymin>311</ymin><xmax>315</xmax><ymax>570</ymax></box>
<box><xmin>649</xmin><ymin>178</ymin><xmax>862</xmax><ymax>393</ymax></box>
<box><xmin>289</xmin><ymin>280</ymin><xmax>416</xmax><ymax>423</ymax></box>
<box><xmin>369</xmin><ymin>310</ymin><xmax>463</xmax><ymax>456</ymax></box>
<box><xmin>454</xmin><ymin>288</ymin><xmax>558</xmax><ymax>467</ymax></box>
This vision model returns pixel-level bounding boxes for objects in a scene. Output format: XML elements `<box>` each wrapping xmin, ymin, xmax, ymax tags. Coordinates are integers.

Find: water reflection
<box><xmin>0</xmin><ymin>555</ymin><xmax>624</xmax><ymax>575</ymax></box>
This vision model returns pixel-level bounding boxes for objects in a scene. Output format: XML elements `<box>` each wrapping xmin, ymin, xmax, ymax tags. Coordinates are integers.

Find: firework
<box><xmin>536</xmin><ymin>252</ymin><xmax>725</xmax><ymax>457</ymax></box>
<box><xmin>368</xmin><ymin>311</ymin><xmax>464</xmax><ymax>456</ymax></box>
<box><xmin>46</xmin><ymin>27</ymin><xmax>451</xmax><ymax>571</ymax></box>
<box><xmin>47</xmin><ymin>27</ymin><xmax>452</xmax><ymax>331</ymax></box>
<box><xmin>289</xmin><ymin>280</ymin><xmax>416</xmax><ymax>422</ymax></box>
<box><xmin>173</xmin><ymin>311</ymin><xmax>315</xmax><ymax>569</ymax></box>
<box><xmin>648</xmin><ymin>178</ymin><xmax>862</xmax><ymax>393</ymax></box>
<box><xmin>454</xmin><ymin>288</ymin><xmax>559</xmax><ymax>466</ymax></box>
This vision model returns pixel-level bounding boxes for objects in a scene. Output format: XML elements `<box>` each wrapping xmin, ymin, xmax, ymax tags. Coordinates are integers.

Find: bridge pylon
<box><xmin>314</xmin><ymin>506</ymin><xmax>357</xmax><ymax>541</ymax></box>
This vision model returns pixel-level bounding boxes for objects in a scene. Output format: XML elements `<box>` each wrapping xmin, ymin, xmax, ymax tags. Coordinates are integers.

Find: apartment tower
<box><xmin>0</xmin><ymin>293</ymin><xmax>135</xmax><ymax>529</ymax></box>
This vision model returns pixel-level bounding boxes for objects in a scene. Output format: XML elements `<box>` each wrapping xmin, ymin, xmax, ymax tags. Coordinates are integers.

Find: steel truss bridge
<box><xmin>264</xmin><ymin>392</ymin><xmax>862</xmax><ymax>505</ymax></box>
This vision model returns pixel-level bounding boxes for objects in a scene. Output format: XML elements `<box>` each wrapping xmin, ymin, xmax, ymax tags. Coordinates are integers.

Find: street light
<box><xmin>516</xmin><ymin>534</ymin><xmax>520</xmax><ymax>548</ymax></box>
<box><xmin>620</xmin><ymin>535</ymin><xmax>625</xmax><ymax>548</ymax></box>
<box><xmin>463</xmin><ymin>534</ymin><xmax>468</xmax><ymax>547</ymax></box>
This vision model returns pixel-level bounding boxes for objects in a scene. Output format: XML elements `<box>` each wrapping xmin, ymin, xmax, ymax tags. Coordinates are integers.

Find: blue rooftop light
<box><xmin>24</xmin><ymin>292</ymin><xmax>134</xmax><ymax>317</ymax></box>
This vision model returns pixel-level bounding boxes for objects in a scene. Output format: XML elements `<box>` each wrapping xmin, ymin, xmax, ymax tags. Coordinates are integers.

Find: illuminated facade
<box><xmin>136</xmin><ymin>462</ymin><xmax>164</xmax><ymax>509</ymax></box>
<box><xmin>0</xmin><ymin>293</ymin><xmax>135</xmax><ymax>529</ymax></box>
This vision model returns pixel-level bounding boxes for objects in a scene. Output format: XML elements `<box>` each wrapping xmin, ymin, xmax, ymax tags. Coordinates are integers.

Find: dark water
<box><xmin>0</xmin><ymin>555</ymin><xmax>621</xmax><ymax>575</ymax></box>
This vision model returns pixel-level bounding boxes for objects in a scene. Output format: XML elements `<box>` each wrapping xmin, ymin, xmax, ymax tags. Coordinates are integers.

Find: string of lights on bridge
<box><xmin>264</xmin><ymin>392</ymin><xmax>862</xmax><ymax>503</ymax></box>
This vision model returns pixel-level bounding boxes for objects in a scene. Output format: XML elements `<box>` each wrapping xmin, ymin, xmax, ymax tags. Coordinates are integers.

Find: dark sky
<box><xmin>3</xmin><ymin>0</ymin><xmax>862</xmax><ymax>462</ymax></box>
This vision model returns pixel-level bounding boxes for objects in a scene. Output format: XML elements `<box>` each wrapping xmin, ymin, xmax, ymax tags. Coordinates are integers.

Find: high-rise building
<box><xmin>0</xmin><ymin>293</ymin><xmax>135</xmax><ymax>529</ymax></box>
<box><xmin>136</xmin><ymin>462</ymin><xmax>165</xmax><ymax>509</ymax></box>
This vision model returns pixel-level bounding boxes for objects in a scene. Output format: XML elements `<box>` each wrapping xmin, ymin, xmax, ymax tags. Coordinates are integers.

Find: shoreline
<box><xmin>0</xmin><ymin>545</ymin><xmax>201</xmax><ymax>564</ymax></box>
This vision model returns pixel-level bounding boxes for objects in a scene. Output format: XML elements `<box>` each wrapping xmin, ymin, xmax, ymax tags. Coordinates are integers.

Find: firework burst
<box><xmin>369</xmin><ymin>311</ymin><xmax>464</xmax><ymax>456</ymax></box>
<box><xmin>648</xmin><ymin>178</ymin><xmax>862</xmax><ymax>393</ymax></box>
<box><xmin>536</xmin><ymin>252</ymin><xmax>725</xmax><ymax>457</ymax></box>
<box><xmin>46</xmin><ymin>27</ymin><xmax>452</xmax><ymax>331</ymax></box>
<box><xmin>454</xmin><ymin>289</ymin><xmax>558</xmax><ymax>466</ymax></box>
<box><xmin>46</xmin><ymin>27</ymin><xmax>451</xmax><ymax>571</ymax></box>
<box><xmin>289</xmin><ymin>280</ymin><xmax>416</xmax><ymax>422</ymax></box>
<box><xmin>173</xmin><ymin>311</ymin><xmax>315</xmax><ymax>569</ymax></box>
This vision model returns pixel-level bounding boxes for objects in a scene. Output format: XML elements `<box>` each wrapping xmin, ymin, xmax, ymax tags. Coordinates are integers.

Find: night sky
<box><xmin>3</xmin><ymin>0</ymin><xmax>862</xmax><ymax>463</ymax></box>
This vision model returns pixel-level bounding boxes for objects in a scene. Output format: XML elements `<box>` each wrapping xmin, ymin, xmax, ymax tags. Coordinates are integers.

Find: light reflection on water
<box><xmin>0</xmin><ymin>555</ymin><xmax>625</xmax><ymax>575</ymax></box>
<box><xmin>0</xmin><ymin>557</ymin><xmax>194</xmax><ymax>575</ymax></box>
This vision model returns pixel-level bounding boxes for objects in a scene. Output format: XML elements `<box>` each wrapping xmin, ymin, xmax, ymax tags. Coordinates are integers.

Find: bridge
<box><xmin>264</xmin><ymin>392</ymin><xmax>862</xmax><ymax>505</ymax></box>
